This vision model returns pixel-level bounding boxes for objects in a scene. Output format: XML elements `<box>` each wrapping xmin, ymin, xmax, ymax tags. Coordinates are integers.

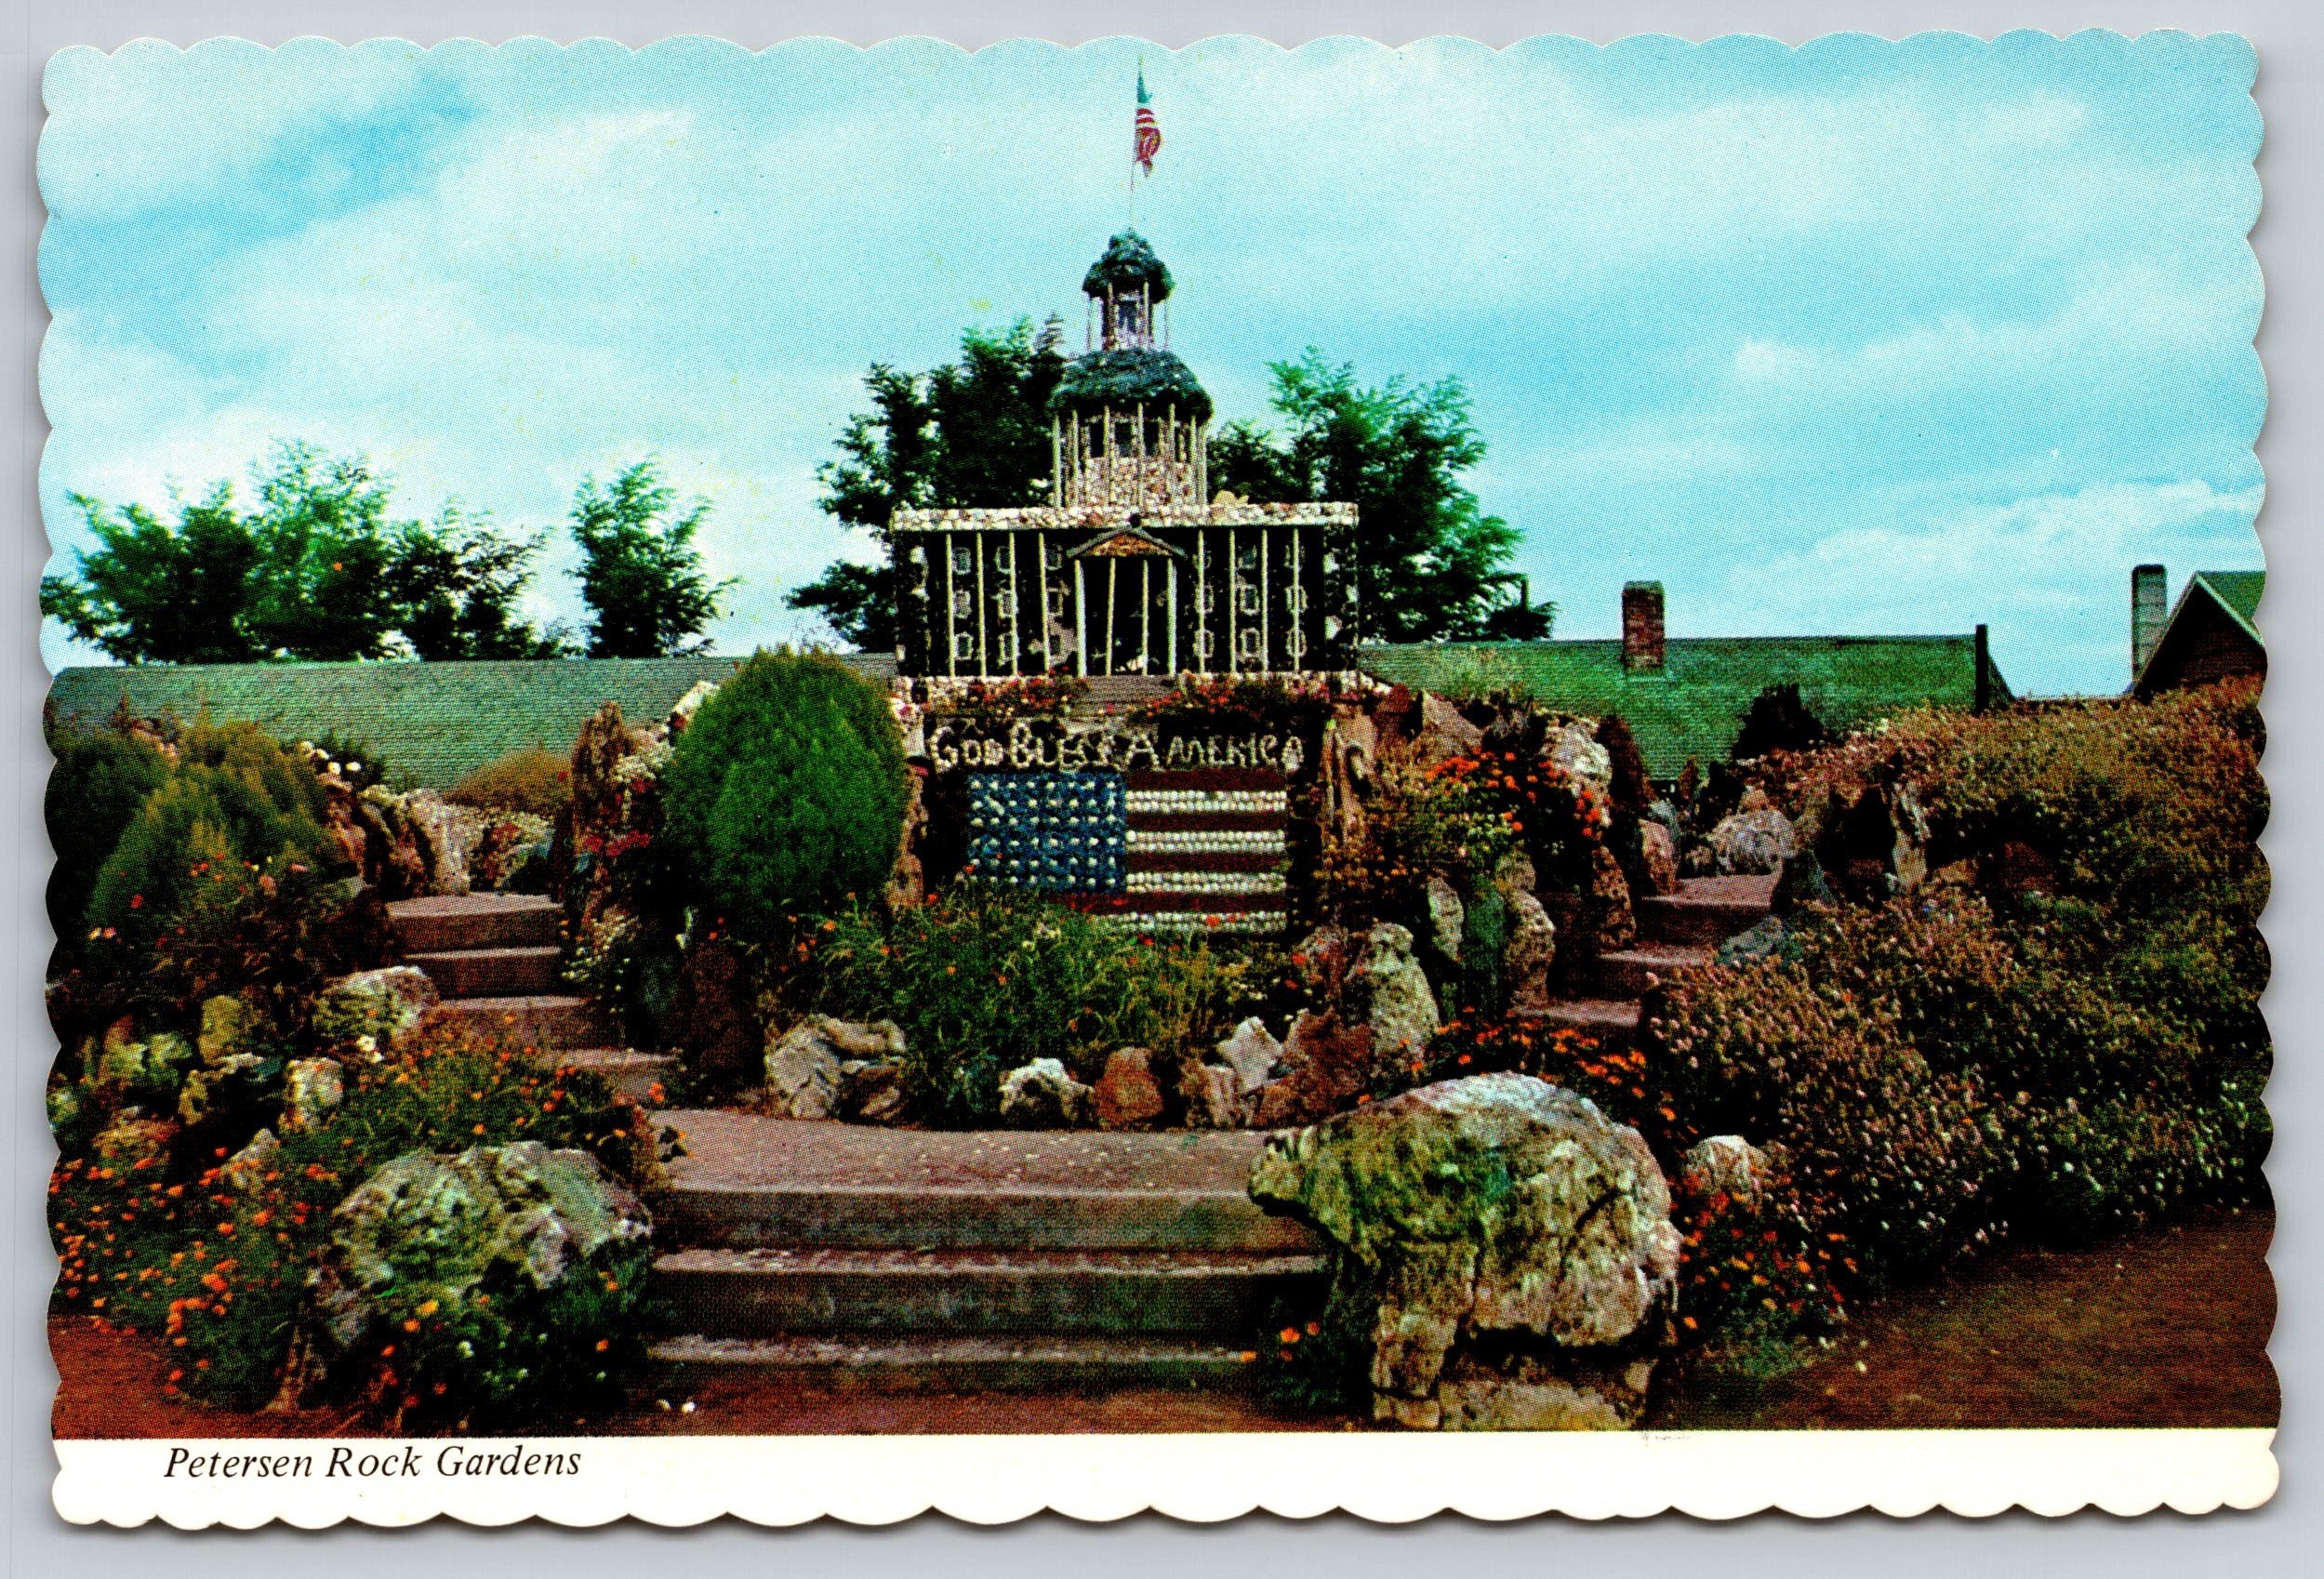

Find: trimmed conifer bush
<box><xmin>658</xmin><ymin>650</ymin><xmax>910</xmax><ymax>937</ymax></box>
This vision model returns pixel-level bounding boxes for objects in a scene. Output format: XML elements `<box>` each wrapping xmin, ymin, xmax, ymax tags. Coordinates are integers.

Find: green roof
<box><xmin>47</xmin><ymin>654</ymin><xmax>897</xmax><ymax>790</ymax></box>
<box><xmin>1082</xmin><ymin>231</ymin><xmax>1174</xmax><ymax>301</ymax></box>
<box><xmin>2191</xmin><ymin>570</ymin><xmax>2264</xmax><ymax>642</ymax></box>
<box><xmin>1360</xmin><ymin>636</ymin><xmax>2006</xmax><ymax>779</ymax></box>
<box><xmin>1050</xmin><ymin>347</ymin><xmax>1213</xmax><ymax>420</ymax></box>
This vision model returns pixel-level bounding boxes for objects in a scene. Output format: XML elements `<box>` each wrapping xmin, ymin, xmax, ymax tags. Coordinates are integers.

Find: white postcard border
<box><xmin>52</xmin><ymin>1429</ymin><xmax>2278</xmax><ymax>1528</ymax></box>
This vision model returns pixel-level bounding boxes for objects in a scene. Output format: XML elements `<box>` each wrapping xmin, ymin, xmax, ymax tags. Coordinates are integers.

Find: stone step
<box><xmin>1583</xmin><ymin>943</ymin><xmax>1714</xmax><ymax>999</ymax></box>
<box><xmin>552</xmin><ymin>1049</ymin><xmax>678</xmax><ymax>1106</ymax></box>
<box><xmin>652</xmin><ymin>1246</ymin><xmax>1326</xmax><ymax>1338</ymax></box>
<box><xmin>654</xmin><ymin>1180</ymin><xmax>1318</xmax><ymax>1254</ymax></box>
<box><xmin>387</xmin><ymin>893</ymin><xmax>561</xmax><ymax>953</ymax></box>
<box><xmin>644</xmin><ymin>1333</ymin><xmax>1261</xmax><ymax>1394</ymax></box>
<box><xmin>1636</xmin><ymin>874</ymin><xmax>1778</xmax><ymax>944</ymax></box>
<box><xmin>431</xmin><ymin>993</ymin><xmax>617</xmax><ymax>1051</ymax></box>
<box><xmin>1521</xmin><ymin>998</ymin><xmax>1643</xmax><ymax>1048</ymax></box>
<box><xmin>405</xmin><ymin>945</ymin><xmax>564</xmax><ymax>999</ymax></box>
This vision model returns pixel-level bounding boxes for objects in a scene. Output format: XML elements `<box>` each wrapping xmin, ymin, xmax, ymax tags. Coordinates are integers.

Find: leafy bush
<box><xmin>50</xmin><ymin>1024</ymin><xmax>661</xmax><ymax>1421</ymax></box>
<box><xmin>1652</xmin><ymin>949</ymin><xmax>2017</xmax><ymax>1292</ymax></box>
<box><xmin>807</xmin><ymin>885</ymin><xmax>1273</xmax><ymax>1124</ymax></box>
<box><xmin>658</xmin><ymin>650</ymin><xmax>910</xmax><ymax>938</ymax></box>
<box><xmin>79</xmin><ymin>718</ymin><xmax>330</xmax><ymax>952</ymax></box>
<box><xmin>46</xmin><ymin>722</ymin><xmax>173</xmax><ymax>946</ymax></box>
<box><xmin>450</xmin><ymin>747</ymin><xmax>572</xmax><ymax>817</ymax></box>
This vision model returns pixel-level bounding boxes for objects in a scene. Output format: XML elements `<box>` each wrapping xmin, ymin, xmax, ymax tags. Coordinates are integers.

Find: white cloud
<box><xmin>41</xmin><ymin>38</ymin><xmax>430</xmax><ymax>220</ymax></box>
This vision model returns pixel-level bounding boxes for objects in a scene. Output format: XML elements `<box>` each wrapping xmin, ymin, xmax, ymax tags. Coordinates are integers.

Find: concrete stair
<box><xmin>653</xmin><ymin>1246</ymin><xmax>1322</xmax><ymax>1337</ymax></box>
<box><xmin>645</xmin><ymin>1115</ymin><xmax>1322</xmax><ymax>1392</ymax></box>
<box><xmin>645</xmin><ymin>1333</ymin><xmax>1260</xmax><ymax>1392</ymax></box>
<box><xmin>1534</xmin><ymin>872</ymin><xmax>1777</xmax><ymax>1049</ymax></box>
<box><xmin>385</xmin><ymin>893</ymin><xmax>676</xmax><ymax>1103</ymax></box>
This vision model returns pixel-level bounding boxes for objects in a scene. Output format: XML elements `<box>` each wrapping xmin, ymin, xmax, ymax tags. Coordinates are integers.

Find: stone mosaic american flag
<box><xmin>963</xmin><ymin>767</ymin><xmax>1288</xmax><ymax>935</ymax></box>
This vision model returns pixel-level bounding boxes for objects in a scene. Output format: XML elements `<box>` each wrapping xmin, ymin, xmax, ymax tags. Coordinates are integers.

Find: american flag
<box><xmin>1135</xmin><ymin>68</ymin><xmax>1162</xmax><ymax>175</ymax></box>
<box><xmin>963</xmin><ymin>764</ymin><xmax>1289</xmax><ymax>937</ymax></box>
<box><xmin>1108</xmin><ymin>767</ymin><xmax>1287</xmax><ymax>936</ymax></box>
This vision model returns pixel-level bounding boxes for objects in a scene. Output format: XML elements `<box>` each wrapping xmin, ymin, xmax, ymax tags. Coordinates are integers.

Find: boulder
<box><xmin>221</xmin><ymin>1128</ymin><xmax>281</xmax><ymax>1194</ymax></box>
<box><xmin>282</xmin><ymin>1058</ymin><xmax>346</xmax><ymax>1133</ymax></box>
<box><xmin>198</xmin><ymin>996</ymin><xmax>259</xmax><ymax>1066</ymax></box>
<box><xmin>1587</xmin><ymin>843</ymin><xmax>1638</xmax><ymax>952</ymax></box>
<box><xmin>1636</xmin><ymin>820</ymin><xmax>1680</xmax><ymax>897</ymax></box>
<box><xmin>999</xmin><ymin>1058</ymin><xmax>1096</xmax><ymax>1128</ymax></box>
<box><xmin>1716</xmin><ymin>913</ymin><xmax>1789</xmax><ymax>965</ymax></box>
<box><xmin>1706</xmin><ymin>806</ymin><xmax>1797</xmax><ymax>876</ymax></box>
<box><xmin>836</xmin><ymin>1061</ymin><xmax>908</xmax><ymax>1125</ymax></box>
<box><xmin>1546</xmin><ymin>723</ymin><xmax>1613</xmax><ymax>794</ymax></box>
<box><xmin>177</xmin><ymin>1060</ymin><xmax>260</xmax><ymax>1127</ymax></box>
<box><xmin>93</xmin><ymin>1018</ymin><xmax>192</xmax><ymax>1090</ymax></box>
<box><xmin>1177</xmin><ymin>1061</ymin><xmax>1244</xmax><ymax>1129</ymax></box>
<box><xmin>1214</xmin><ymin>1016</ymin><xmax>1284</xmax><ymax>1097</ymax></box>
<box><xmin>766</xmin><ymin>1016</ymin><xmax>906</xmax><ymax>1121</ymax></box>
<box><xmin>276</xmin><ymin>1141</ymin><xmax>651</xmax><ymax>1408</ymax></box>
<box><xmin>311</xmin><ymin>967</ymin><xmax>440</xmax><ymax>1052</ymax></box>
<box><xmin>1413</xmin><ymin>692</ymin><xmax>1485</xmax><ymax>766</ymax></box>
<box><xmin>1678</xmin><ymin>1134</ymin><xmax>1772</xmax><ymax>1204</ymax></box>
<box><xmin>1499</xmin><ymin>890</ymin><xmax>1557</xmax><ymax>1014</ymax></box>
<box><xmin>92</xmin><ymin>1113</ymin><xmax>176</xmax><ymax>1167</ymax></box>
<box><xmin>1249</xmin><ymin>1072</ymin><xmax>1679</xmax><ymax>1430</ymax></box>
<box><xmin>399</xmin><ymin>789</ymin><xmax>485</xmax><ymax>896</ymax></box>
<box><xmin>1435</xmin><ymin>1350</ymin><xmax>1659</xmax><ymax>1432</ymax></box>
<box><xmin>1771</xmin><ymin>850</ymin><xmax>1838</xmax><ymax>915</ymax></box>
<box><xmin>1348</xmin><ymin>923</ymin><xmax>1439</xmax><ymax>1064</ymax></box>
<box><xmin>1252</xmin><ymin>1011</ymin><xmax>1374</xmax><ymax>1130</ymax></box>
<box><xmin>1095</xmin><ymin>1048</ymin><xmax>1167</xmax><ymax>1129</ymax></box>
<box><xmin>1424</xmin><ymin>875</ymin><xmax>1466</xmax><ymax>966</ymax></box>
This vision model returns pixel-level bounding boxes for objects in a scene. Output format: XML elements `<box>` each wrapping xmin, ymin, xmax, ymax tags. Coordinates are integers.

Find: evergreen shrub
<box><xmin>77</xmin><ymin>718</ymin><xmax>329</xmax><ymax>952</ymax></box>
<box><xmin>658</xmin><ymin>651</ymin><xmax>910</xmax><ymax>937</ymax></box>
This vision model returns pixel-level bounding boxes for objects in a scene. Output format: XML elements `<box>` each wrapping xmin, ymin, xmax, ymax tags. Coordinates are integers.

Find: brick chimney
<box><xmin>1622</xmin><ymin>581</ymin><xmax>1666</xmax><ymax>673</ymax></box>
<box><xmin>2131</xmin><ymin>564</ymin><xmax>2168</xmax><ymax>681</ymax></box>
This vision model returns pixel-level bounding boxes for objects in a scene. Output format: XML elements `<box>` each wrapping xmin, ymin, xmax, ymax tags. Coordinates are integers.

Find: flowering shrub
<box><xmin>919</xmin><ymin>673</ymin><xmax>1090</xmax><ymax>719</ymax></box>
<box><xmin>49</xmin><ymin>1025</ymin><xmax>660</xmax><ymax>1422</ymax></box>
<box><xmin>807</xmin><ymin>885</ymin><xmax>1276</xmax><ymax>1124</ymax></box>
<box><xmin>1135</xmin><ymin>673</ymin><xmax>1347</xmax><ymax>731</ymax></box>
<box><xmin>1653</xmin><ymin>950</ymin><xmax>2017</xmax><ymax>1293</ymax></box>
<box><xmin>1669</xmin><ymin>1144</ymin><xmax>1842</xmax><ymax>1341</ymax></box>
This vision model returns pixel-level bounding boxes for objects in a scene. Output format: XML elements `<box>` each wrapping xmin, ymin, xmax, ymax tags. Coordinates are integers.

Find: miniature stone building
<box><xmin>890</xmin><ymin>232</ymin><xmax>1358</xmax><ymax>680</ymax></box>
<box><xmin>889</xmin><ymin>232</ymin><xmax>1360</xmax><ymax>935</ymax></box>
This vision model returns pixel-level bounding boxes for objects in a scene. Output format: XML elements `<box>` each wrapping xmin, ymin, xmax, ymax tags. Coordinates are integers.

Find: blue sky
<box><xmin>38</xmin><ymin>31</ymin><xmax>2263</xmax><ymax>695</ymax></box>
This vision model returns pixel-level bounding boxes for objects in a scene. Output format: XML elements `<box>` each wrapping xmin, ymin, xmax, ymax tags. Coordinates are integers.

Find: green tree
<box><xmin>42</xmin><ymin>442</ymin><xmax>570</xmax><ymax>662</ymax></box>
<box><xmin>385</xmin><ymin>510</ymin><xmax>573</xmax><ymax>660</ymax></box>
<box><xmin>790</xmin><ymin>317</ymin><xmax>1066</xmax><ymax>648</ymax></box>
<box><xmin>568</xmin><ymin>459</ymin><xmax>735</xmax><ymax>658</ymax></box>
<box><xmin>1209</xmin><ymin>352</ymin><xmax>1553</xmax><ymax>643</ymax></box>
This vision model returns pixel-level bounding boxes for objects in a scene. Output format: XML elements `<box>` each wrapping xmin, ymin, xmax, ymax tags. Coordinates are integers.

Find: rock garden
<box><xmin>45</xmin><ymin>660</ymin><xmax>2273</xmax><ymax>1433</ymax></box>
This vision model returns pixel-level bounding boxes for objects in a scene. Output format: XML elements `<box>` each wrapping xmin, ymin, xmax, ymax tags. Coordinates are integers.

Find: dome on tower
<box><xmin>1082</xmin><ymin>230</ymin><xmax>1174</xmax><ymax>301</ymax></box>
<box><xmin>1053</xmin><ymin>230</ymin><xmax>1210</xmax><ymax>420</ymax></box>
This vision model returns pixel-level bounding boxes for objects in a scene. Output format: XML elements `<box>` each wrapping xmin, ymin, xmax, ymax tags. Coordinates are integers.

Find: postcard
<box><xmin>38</xmin><ymin>30</ymin><xmax>2273</xmax><ymax>1526</ymax></box>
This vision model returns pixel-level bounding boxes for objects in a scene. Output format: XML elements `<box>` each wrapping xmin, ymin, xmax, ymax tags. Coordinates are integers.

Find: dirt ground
<box><xmin>52</xmin><ymin>1205</ymin><xmax>2274</xmax><ymax>1439</ymax></box>
<box><xmin>1650</xmin><ymin>1204</ymin><xmax>2278</xmax><ymax>1430</ymax></box>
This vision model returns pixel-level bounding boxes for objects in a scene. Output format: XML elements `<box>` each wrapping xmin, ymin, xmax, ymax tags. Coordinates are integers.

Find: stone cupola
<box><xmin>1049</xmin><ymin>231</ymin><xmax>1212</xmax><ymax>508</ymax></box>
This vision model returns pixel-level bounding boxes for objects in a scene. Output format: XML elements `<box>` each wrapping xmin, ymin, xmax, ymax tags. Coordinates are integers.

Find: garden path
<box><xmin>642</xmin><ymin>1113</ymin><xmax>1325</xmax><ymax>1394</ymax></box>
<box><xmin>1539</xmin><ymin>872</ymin><xmax>1778</xmax><ymax>1044</ymax></box>
<box><xmin>388</xmin><ymin>893</ymin><xmax>675</xmax><ymax>1102</ymax></box>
